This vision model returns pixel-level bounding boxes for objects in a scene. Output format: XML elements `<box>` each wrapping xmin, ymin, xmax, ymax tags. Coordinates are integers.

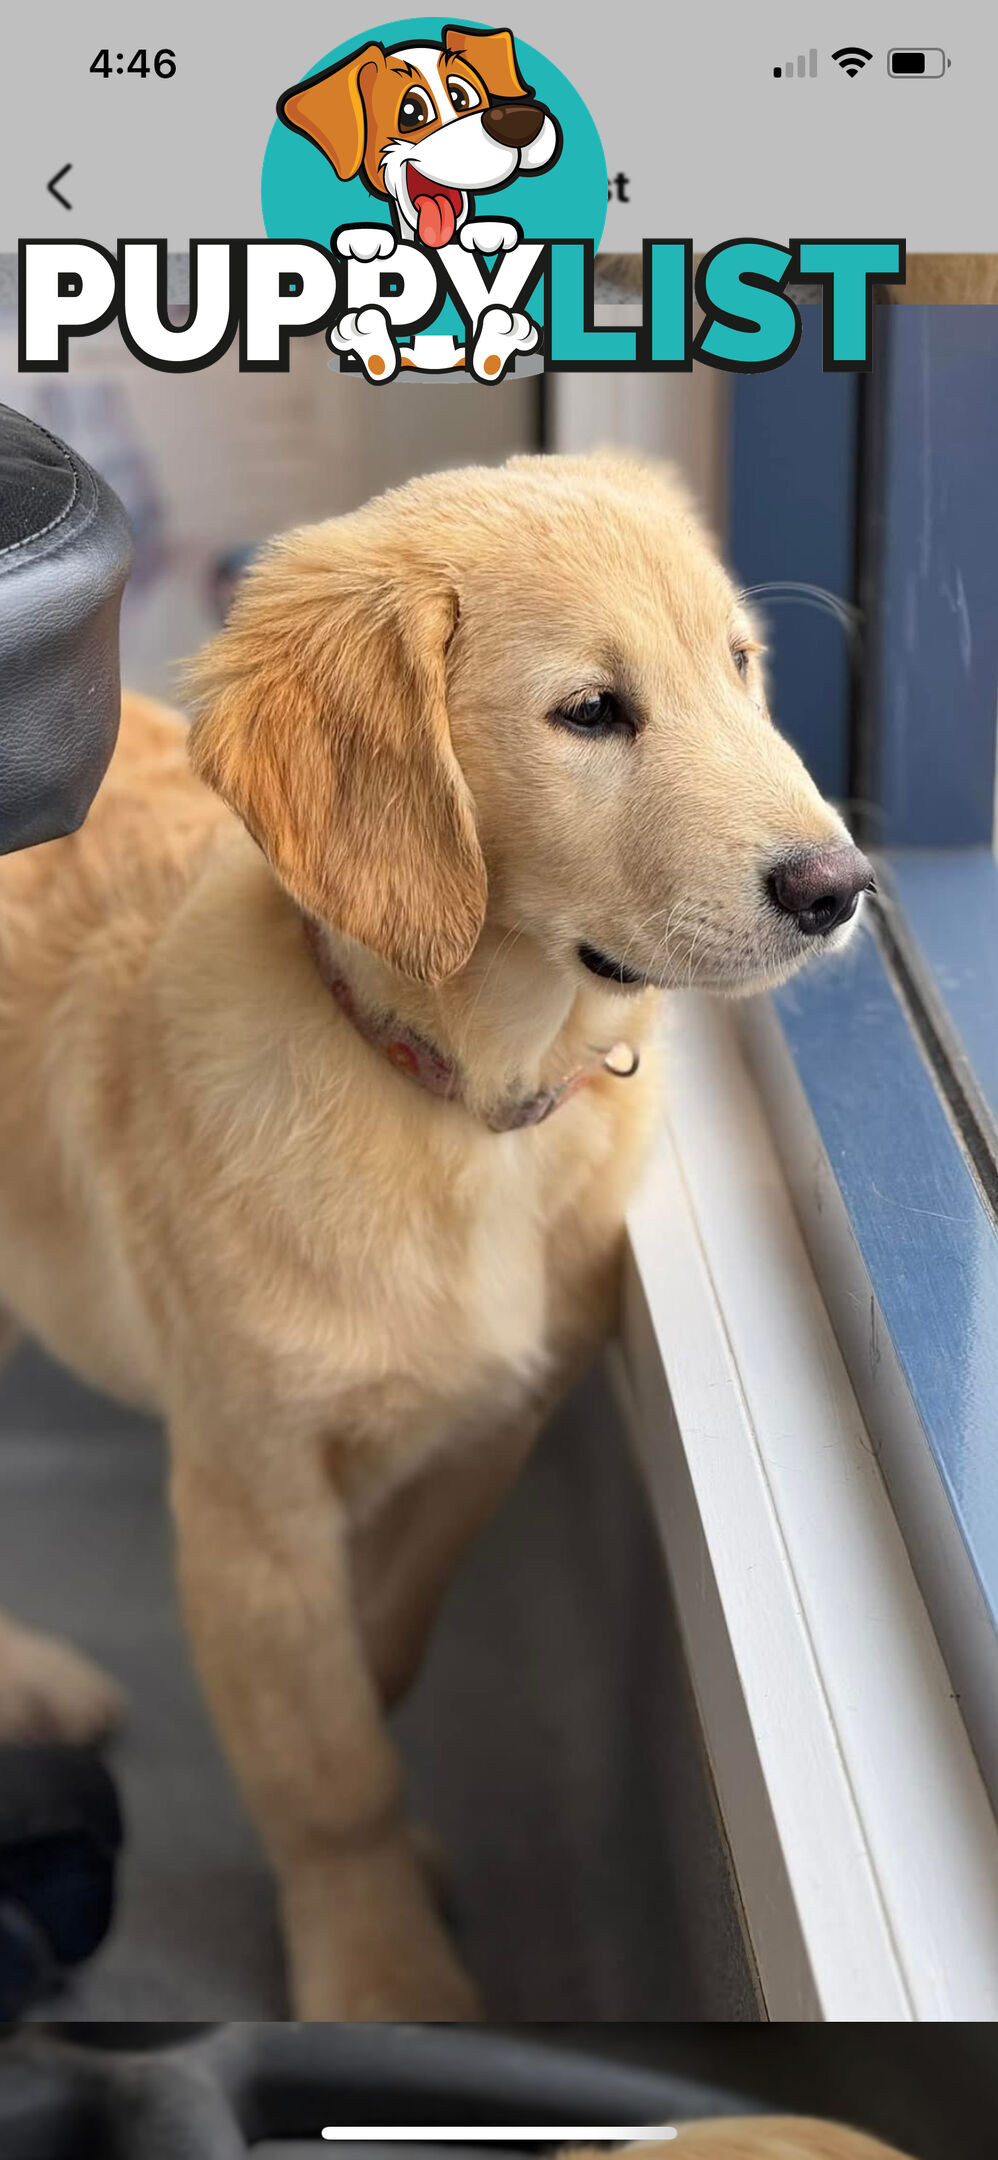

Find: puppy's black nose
<box><xmin>767</xmin><ymin>843</ymin><xmax>875</xmax><ymax>937</ymax></box>
<box><xmin>482</xmin><ymin>100</ymin><xmax>546</xmax><ymax>148</ymax></box>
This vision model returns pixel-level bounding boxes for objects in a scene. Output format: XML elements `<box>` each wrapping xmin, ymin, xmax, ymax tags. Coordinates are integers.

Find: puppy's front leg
<box><xmin>353</xmin><ymin>1415</ymin><xmax>541</xmax><ymax>1706</ymax></box>
<box><xmin>168</xmin><ymin>1411</ymin><xmax>479</xmax><ymax>2020</ymax></box>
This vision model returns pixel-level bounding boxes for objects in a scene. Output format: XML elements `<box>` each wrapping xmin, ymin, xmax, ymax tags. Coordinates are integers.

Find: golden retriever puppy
<box><xmin>0</xmin><ymin>454</ymin><xmax>871</xmax><ymax>2017</ymax></box>
<box><xmin>571</xmin><ymin>2127</ymin><xmax>913</xmax><ymax>2160</ymax></box>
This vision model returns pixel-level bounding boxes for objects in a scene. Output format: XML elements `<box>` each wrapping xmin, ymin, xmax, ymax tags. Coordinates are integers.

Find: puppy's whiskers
<box><xmin>612</xmin><ymin>895</ymin><xmax>702</xmax><ymax>985</ymax></box>
<box><xmin>635</xmin><ymin>898</ymin><xmax>704</xmax><ymax>985</ymax></box>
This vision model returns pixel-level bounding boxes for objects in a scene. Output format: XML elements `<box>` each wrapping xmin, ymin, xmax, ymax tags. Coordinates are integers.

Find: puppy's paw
<box><xmin>334</xmin><ymin>226</ymin><xmax>396</xmax><ymax>263</ymax></box>
<box><xmin>327</xmin><ymin>306</ymin><xmax>400</xmax><ymax>382</ymax></box>
<box><xmin>470</xmin><ymin>305</ymin><xmax>538</xmax><ymax>382</ymax></box>
<box><xmin>0</xmin><ymin>1625</ymin><xmax>125</xmax><ymax>1746</ymax></box>
<box><xmin>459</xmin><ymin>219</ymin><xmax>520</xmax><ymax>255</ymax></box>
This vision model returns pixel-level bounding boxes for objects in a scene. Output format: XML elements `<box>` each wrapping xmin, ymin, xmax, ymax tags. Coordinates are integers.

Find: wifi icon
<box><xmin>832</xmin><ymin>45</ymin><xmax>873</xmax><ymax>75</ymax></box>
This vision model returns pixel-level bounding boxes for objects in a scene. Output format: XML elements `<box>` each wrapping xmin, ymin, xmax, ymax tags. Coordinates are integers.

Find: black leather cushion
<box><xmin>0</xmin><ymin>1747</ymin><xmax>123</xmax><ymax>2020</ymax></box>
<box><xmin>0</xmin><ymin>2025</ymin><xmax>753</xmax><ymax>2160</ymax></box>
<box><xmin>0</xmin><ymin>404</ymin><xmax>132</xmax><ymax>854</ymax></box>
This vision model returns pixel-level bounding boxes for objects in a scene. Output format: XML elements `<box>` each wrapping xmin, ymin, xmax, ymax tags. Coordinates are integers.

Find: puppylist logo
<box><xmin>18</xmin><ymin>16</ymin><xmax>906</xmax><ymax>379</ymax></box>
<box><xmin>269</xmin><ymin>19</ymin><xmax>576</xmax><ymax>381</ymax></box>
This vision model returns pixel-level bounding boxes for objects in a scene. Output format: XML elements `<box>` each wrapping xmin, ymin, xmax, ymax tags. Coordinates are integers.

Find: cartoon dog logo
<box><xmin>278</xmin><ymin>24</ymin><xmax>562</xmax><ymax>379</ymax></box>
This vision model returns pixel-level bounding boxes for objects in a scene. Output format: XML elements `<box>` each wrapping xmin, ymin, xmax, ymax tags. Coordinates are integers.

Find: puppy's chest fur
<box><xmin>306</xmin><ymin>1102</ymin><xmax>640</xmax><ymax>1501</ymax></box>
<box><xmin>166</xmin><ymin>1018</ymin><xmax>654</xmax><ymax>1507</ymax></box>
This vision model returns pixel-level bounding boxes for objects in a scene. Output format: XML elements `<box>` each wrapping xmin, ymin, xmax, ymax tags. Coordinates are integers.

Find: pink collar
<box><xmin>303</xmin><ymin>917</ymin><xmax>639</xmax><ymax>1132</ymax></box>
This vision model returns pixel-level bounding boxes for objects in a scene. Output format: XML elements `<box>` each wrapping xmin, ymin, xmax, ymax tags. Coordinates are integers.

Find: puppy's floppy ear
<box><xmin>278</xmin><ymin>43</ymin><xmax>385</xmax><ymax>182</ymax></box>
<box><xmin>444</xmin><ymin>24</ymin><xmax>532</xmax><ymax>100</ymax></box>
<box><xmin>186</xmin><ymin>524</ymin><xmax>486</xmax><ymax>986</ymax></box>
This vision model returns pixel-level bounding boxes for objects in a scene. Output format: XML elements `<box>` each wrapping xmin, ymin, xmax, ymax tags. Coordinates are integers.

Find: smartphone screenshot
<box><xmin>0</xmin><ymin>6</ymin><xmax>995</xmax><ymax>2154</ymax></box>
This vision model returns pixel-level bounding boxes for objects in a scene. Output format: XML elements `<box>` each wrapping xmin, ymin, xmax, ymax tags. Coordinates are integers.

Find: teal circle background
<box><xmin>261</xmin><ymin>17</ymin><xmax>607</xmax><ymax>250</ymax></box>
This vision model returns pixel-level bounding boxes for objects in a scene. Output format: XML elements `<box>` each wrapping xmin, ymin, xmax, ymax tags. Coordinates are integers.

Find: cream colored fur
<box><xmin>571</xmin><ymin>2125</ymin><xmax>913</xmax><ymax>2160</ymax></box>
<box><xmin>0</xmin><ymin>454</ymin><xmax>855</xmax><ymax>2017</ymax></box>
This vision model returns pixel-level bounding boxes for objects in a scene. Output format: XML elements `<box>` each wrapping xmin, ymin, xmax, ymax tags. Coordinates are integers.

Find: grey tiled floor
<box><xmin>0</xmin><ymin>1345</ymin><xmax>753</xmax><ymax>2020</ymax></box>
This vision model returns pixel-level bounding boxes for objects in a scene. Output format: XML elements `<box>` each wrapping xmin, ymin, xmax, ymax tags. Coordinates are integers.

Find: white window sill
<box><xmin>611</xmin><ymin>992</ymin><xmax>998</xmax><ymax>2020</ymax></box>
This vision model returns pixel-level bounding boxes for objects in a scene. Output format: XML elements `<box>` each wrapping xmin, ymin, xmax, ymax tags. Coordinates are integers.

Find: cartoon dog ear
<box><xmin>186</xmin><ymin>522</ymin><xmax>486</xmax><ymax>987</ymax></box>
<box><xmin>278</xmin><ymin>43</ymin><xmax>386</xmax><ymax>181</ymax></box>
<box><xmin>444</xmin><ymin>24</ymin><xmax>532</xmax><ymax>100</ymax></box>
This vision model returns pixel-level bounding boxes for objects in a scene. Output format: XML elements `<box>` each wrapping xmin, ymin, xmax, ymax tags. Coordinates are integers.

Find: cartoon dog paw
<box><xmin>458</xmin><ymin>220</ymin><xmax>521</xmax><ymax>255</ymax></box>
<box><xmin>328</xmin><ymin>306</ymin><xmax>400</xmax><ymax>382</ymax></box>
<box><xmin>470</xmin><ymin>306</ymin><xmax>538</xmax><ymax>383</ymax></box>
<box><xmin>334</xmin><ymin>226</ymin><xmax>397</xmax><ymax>263</ymax></box>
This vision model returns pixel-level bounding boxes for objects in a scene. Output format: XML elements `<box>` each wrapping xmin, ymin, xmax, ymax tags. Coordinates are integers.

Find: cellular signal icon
<box><xmin>832</xmin><ymin>46</ymin><xmax>873</xmax><ymax>75</ymax></box>
<box><xmin>773</xmin><ymin>48</ymin><xmax>818</xmax><ymax>77</ymax></box>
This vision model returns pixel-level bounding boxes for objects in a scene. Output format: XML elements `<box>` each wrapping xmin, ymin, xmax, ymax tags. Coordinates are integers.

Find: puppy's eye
<box><xmin>446</xmin><ymin>76</ymin><xmax>480</xmax><ymax>112</ymax></box>
<box><xmin>732</xmin><ymin>646</ymin><xmax>750</xmax><ymax>679</ymax></box>
<box><xmin>549</xmin><ymin>691</ymin><xmax>634</xmax><ymax>738</ymax></box>
<box><xmin>398</xmin><ymin>91</ymin><xmax>432</xmax><ymax>130</ymax></box>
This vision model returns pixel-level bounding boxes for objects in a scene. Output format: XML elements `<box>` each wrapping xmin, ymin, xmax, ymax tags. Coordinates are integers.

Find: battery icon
<box><xmin>887</xmin><ymin>48</ymin><xmax>950</xmax><ymax>76</ymax></box>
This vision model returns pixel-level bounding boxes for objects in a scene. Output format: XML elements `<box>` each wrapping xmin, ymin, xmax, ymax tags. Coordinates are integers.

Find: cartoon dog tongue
<box><xmin>417</xmin><ymin>192</ymin><xmax>457</xmax><ymax>247</ymax></box>
<box><xmin>409</xmin><ymin>175</ymin><xmax>461</xmax><ymax>248</ymax></box>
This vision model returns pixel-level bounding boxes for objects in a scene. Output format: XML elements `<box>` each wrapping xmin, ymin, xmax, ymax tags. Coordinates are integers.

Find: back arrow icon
<box><xmin>47</xmin><ymin>163</ymin><xmax>72</xmax><ymax>210</ymax></box>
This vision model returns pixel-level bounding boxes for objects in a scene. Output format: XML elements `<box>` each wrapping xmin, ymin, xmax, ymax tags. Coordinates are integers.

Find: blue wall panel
<box><xmin>729</xmin><ymin>306</ymin><xmax>859</xmax><ymax>802</ymax></box>
<box><xmin>863</xmin><ymin>308</ymin><xmax>998</xmax><ymax>846</ymax></box>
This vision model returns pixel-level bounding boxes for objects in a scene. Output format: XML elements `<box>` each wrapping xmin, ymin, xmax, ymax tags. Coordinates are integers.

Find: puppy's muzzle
<box><xmin>482</xmin><ymin>101</ymin><xmax>547</xmax><ymax>148</ymax></box>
